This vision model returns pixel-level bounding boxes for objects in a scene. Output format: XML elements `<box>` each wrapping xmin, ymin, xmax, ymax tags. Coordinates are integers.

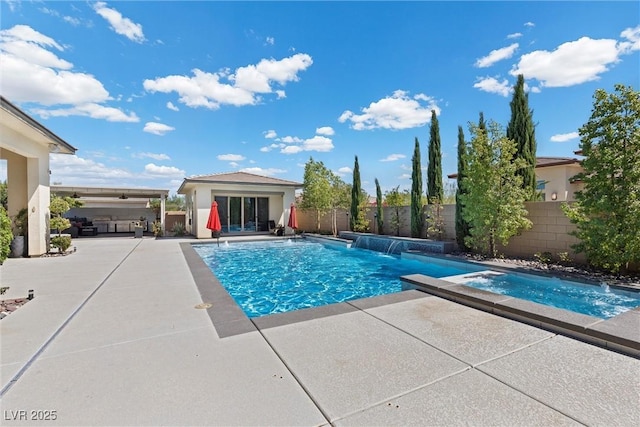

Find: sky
<box><xmin>1</xmin><ymin>1</ymin><xmax>639</xmax><ymax>197</ymax></box>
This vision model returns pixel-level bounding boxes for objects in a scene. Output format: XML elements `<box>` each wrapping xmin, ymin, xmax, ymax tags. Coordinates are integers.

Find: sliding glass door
<box><xmin>214</xmin><ymin>196</ymin><xmax>270</xmax><ymax>233</ymax></box>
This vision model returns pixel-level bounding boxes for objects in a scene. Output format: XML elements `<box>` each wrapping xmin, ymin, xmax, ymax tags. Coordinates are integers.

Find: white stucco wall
<box><xmin>0</xmin><ymin>127</ymin><xmax>51</xmax><ymax>256</ymax></box>
<box><xmin>536</xmin><ymin>164</ymin><xmax>583</xmax><ymax>201</ymax></box>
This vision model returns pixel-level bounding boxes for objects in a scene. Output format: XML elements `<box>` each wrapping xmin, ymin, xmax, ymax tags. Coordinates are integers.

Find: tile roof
<box><xmin>447</xmin><ymin>157</ymin><xmax>581</xmax><ymax>179</ymax></box>
<box><xmin>183</xmin><ymin>171</ymin><xmax>302</xmax><ymax>187</ymax></box>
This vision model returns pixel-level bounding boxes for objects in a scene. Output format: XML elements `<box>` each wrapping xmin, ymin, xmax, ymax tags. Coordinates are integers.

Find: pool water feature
<box><xmin>193</xmin><ymin>240</ymin><xmax>482</xmax><ymax>318</ymax></box>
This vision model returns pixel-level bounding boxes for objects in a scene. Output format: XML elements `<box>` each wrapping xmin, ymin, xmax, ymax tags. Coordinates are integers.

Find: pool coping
<box><xmin>400</xmin><ymin>274</ymin><xmax>640</xmax><ymax>358</ymax></box>
<box><xmin>181</xmin><ymin>240</ymin><xmax>639</xmax><ymax>358</ymax></box>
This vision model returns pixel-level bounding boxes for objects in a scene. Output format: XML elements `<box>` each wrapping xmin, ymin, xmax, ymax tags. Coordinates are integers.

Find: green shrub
<box><xmin>152</xmin><ymin>220</ymin><xmax>163</xmax><ymax>237</ymax></box>
<box><xmin>0</xmin><ymin>206</ymin><xmax>12</xmax><ymax>264</ymax></box>
<box><xmin>172</xmin><ymin>222</ymin><xmax>185</xmax><ymax>236</ymax></box>
<box><xmin>13</xmin><ymin>207</ymin><xmax>28</xmax><ymax>237</ymax></box>
<box><xmin>533</xmin><ymin>251</ymin><xmax>553</xmax><ymax>264</ymax></box>
<box><xmin>50</xmin><ymin>235</ymin><xmax>72</xmax><ymax>253</ymax></box>
<box><xmin>557</xmin><ymin>252</ymin><xmax>572</xmax><ymax>265</ymax></box>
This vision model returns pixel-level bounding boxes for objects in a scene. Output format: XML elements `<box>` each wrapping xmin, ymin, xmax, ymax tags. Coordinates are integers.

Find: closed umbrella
<box><xmin>287</xmin><ymin>203</ymin><xmax>298</xmax><ymax>239</ymax></box>
<box><xmin>206</xmin><ymin>201</ymin><xmax>222</xmax><ymax>246</ymax></box>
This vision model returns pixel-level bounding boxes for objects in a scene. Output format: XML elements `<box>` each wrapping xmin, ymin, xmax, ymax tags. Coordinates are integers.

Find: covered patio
<box><xmin>51</xmin><ymin>186</ymin><xmax>169</xmax><ymax>235</ymax></box>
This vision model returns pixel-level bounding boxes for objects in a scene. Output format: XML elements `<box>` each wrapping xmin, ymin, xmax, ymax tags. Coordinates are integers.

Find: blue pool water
<box><xmin>462</xmin><ymin>273</ymin><xmax>640</xmax><ymax>319</ymax></box>
<box><xmin>193</xmin><ymin>240</ymin><xmax>480</xmax><ymax>317</ymax></box>
<box><xmin>193</xmin><ymin>239</ymin><xmax>640</xmax><ymax>320</ymax></box>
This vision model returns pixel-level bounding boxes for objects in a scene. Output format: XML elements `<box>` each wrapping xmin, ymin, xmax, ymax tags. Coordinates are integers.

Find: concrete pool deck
<box><xmin>1</xmin><ymin>236</ymin><xmax>639</xmax><ymax>426</ymax></box>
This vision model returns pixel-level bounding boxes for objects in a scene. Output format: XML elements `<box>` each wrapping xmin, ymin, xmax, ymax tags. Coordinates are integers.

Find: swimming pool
<box><xmin>193</xmin><ymin>240</ymin><xmax>482</xmax><ymax>317</ymax></box>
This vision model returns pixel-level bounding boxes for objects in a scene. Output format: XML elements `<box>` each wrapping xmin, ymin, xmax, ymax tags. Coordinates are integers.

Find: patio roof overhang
<box><xmin>1</xmin><ymin>96</ymin><xmax>77</xmax><ymax>155</ymax></box>
<box><xmin>51</xmin><ymin>185</ymin><xmax>169</xmax><ymax>200</ymax></box>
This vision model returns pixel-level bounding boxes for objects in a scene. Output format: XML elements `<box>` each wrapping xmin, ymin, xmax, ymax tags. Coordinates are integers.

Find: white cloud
<box><xmin>398</xmin><ymin>173</ymin><xmax>411</xmax><ymax>180</ymax></box>
<box><xmin>315</xmin><ymin>126</ymin><xmax>335</xmax><ymax>136</ymax></box>
<box><xmin>143</xmin><ymin>53</ymin><xmax>312</xmax><ymax>109</ymax></box>
<box><xmin>550</xmin><ymin>132</ymin><xmax>579</xmax><ymax>142</ymax></box>
<box><xmin>507</xmin><ymin>32</ymin><xmax>522</xmax><ymax>39</ymax></box>
<box><xmin>40</xmin><ymin>7</ymin><xmax>83</xmax><ymax>26</ymax></box>
<box><xmin>524</xmin><ymin>22</ymin><xmax>535</xmax><ymax>28</ymax></box>
<box><xmin>229</xmin><ymin>162</ymin><xmax>239</xmax><ymax>168</ymax></box>
<box><xmin>132</xmin><ymin>152</ymin><xmax>171</xmax><ymax>161</ymax></box>
<box><xmin>281</xmin><ymin>135</ymin><xmax>334</xmax><ymax>154</ymax></box>
<box><xmin>239</xmin><ymin>167</ymin><xmax>286</xmax><ymax>177</ymax></box>
<box><xmin>338</xmin><ymin>167</ymin><xmax>352</xmax><ymax>174</ymax></box>
<box><xmin>260</xmin><ymin>143</ymin><xmax>285</xmax><ymax>152</ymax></box>
<box><xmin>263</xmin><ymin>129</ymin><xmax>277</xmax><ymax>139</ymax></box>
<box><xmin>475</xmin><ymin>43</ymin><xmax>519</xmax><ymax>68</ymax></box>
<box><xmin>510</xmin><ymin>30</ymin><xmax>639</xmax><ymax>87</ymax></box>
<box><xmin>93</xmin><ymin>1</ymin><xmax>145</xmax><ymax>43</ymax></box>
<box><xmin>33</xmin><ymin>103</ymin><xmax>139</xmax><ymax>122</ymax></box>
<box><xmin>143</xmin><ymin>122</ymin><xmax>175</xmax><ymax>135</ymax></box>
<box><xmin>280</xmin><ymin>136</ymin><xmax>304</xmax><ymax>143</ymax></box>
<box><xmin>266</xmin><ymin>36</ymin><xmax>275</xmax><ymax>45</ymax></box>
<box><xmin>166</xmin><ymin>101</ymin><xmax>179</xmax><ymax>111</ymax></box>
<box><xmin>380</xmin><ymin>154</ymin><xmax>406</xmax><ymax>162</ymax></box>
<box><xmin>618</xmin><ymin>25</ymin><xmax>640</xmax><ymax>54</ymax></box>
<box><xmin>144</xmin><ymin>163</ymin><xmax>185</xmax><ymax>177</ymax></box>
<box><xmin>50</xmin><ymin>154</ymin><xmax>134</xmax><ymax>184</ymax></box>
<box><xmin>339</xmin><ymin>90</ymin><xmax>439</xmax><ymax>130</ymax></box>
<box><xmin>0</xmin><ymin>25</ymin><xmax>135</xmax><ymax>121</ymax></box>
<box><xmin>63</xmin><ymin>16</ymin><xmax>81</xmax><ymax>26</ymax></box>
<box><xmin>473</xmin><ymin>76</ymin><xmax>512</xmax><ymax>97</ymax></box>
<box><xmin>275</xmin><ymin>90</ymin><xmax>286</xmax><ymax>99</ymax></box>
<box><xmin>217</xmin><ymin>154</ymin><xmax>246</xmax><ymax>161</ymax></box>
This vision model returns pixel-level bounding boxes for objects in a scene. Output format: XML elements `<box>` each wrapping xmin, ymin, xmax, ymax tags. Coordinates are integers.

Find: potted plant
<box><xmin>49</xmin><ymin>196</ymin><xmax>72</xmax><ymax>254</ymax></box>
<box><xmin>10</xmin><ymin>207</ymin><xmax>27</xmax><ymax>258</ymax></box>
<box><xmin>152</xmin><ymin>220</ymin><xmax>163</xmax><ymax>238</ymax></box>
<box><xmin>134</xmin><ymin>221</ymin><xmax>144</xmax><ymax>238</ymax></box>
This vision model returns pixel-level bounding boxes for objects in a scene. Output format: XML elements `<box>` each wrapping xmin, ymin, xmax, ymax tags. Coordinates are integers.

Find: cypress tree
<box><xmin>478</xmin><ymin>111</ymin><xmax>486</xmax><ymax>135</ymax></box>
<box><xmin>427</xmin><ymin>110</ymin><xmax>443</xmax><ymax>203</ymax></box>
<box><xmin>507</xmin><ymin>74</ymin><xmax>537</xmax><ymax>199</ymax></box>
<box><xmin>375</xmin><ymin>178</ymin><xmax>383</xmax><ymax>234</ymax></box>
<box><xmin>455</xmin><ymin>125</ymin><xmax>470</xmax><ymax>250</ymax></box>
<box><xmin>350</xmin><ymin>155</ymin><xmax>361</xmax><ymax>231</ymax></box>
<box><xmin>410</xmin><ymin>137</ymin><xmax>423</xmax><ymax>238</ymax></box>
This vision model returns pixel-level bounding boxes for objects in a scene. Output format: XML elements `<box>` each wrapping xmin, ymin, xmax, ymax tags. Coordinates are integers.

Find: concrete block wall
<box><xmin>496</xmin><ymin>201</ymin><xmax>585</xmax><ymax>262</ymax></box>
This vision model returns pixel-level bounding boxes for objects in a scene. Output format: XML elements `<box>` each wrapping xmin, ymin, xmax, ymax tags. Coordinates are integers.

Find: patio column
<box><xmin>160</xmin><ymin>194</ymin><xmax>166</xmax><ymax>236</ymax></box>
<box><xmin>26</xmin><ymin>155</ymin><xmax>50</xmax><ymax>256</ymax></box>
<box><xmin>4</xmin><ymin>147</ymin><xmax>50</xmax><ymax>256</ymax></box>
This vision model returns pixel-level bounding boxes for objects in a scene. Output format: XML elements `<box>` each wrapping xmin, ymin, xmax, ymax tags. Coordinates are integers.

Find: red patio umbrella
<box><xmin>206</xmin><ymin>201</ymin><xmax>222</xmax><ymax>245</ymax></box>
<box><xmin>287</xmin><ymin>203</ymin><xmax>298</xmax><ymax>238</ymax></box>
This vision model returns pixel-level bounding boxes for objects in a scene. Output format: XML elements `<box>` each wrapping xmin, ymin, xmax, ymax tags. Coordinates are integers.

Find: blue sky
<box><xmin>1</xmin><ymin>1</ymin><xmax>639</xmax><ymax>197</ymax></box>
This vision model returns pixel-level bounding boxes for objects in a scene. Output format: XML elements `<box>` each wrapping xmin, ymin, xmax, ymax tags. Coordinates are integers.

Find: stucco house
<box><xmin>532</xmin><ymin>157</ymin><xmax>584</xmax><ymax>201</ymax></box>
<box><xmin>448</xmin><ymin>156</ymin><xmax>584</xmax><ymax>201</ymax></box>
<box><xmin>1</xmin><ymin>96</ymin><xmax>77</xmax><ymax>256</ymax></box>
<box><xmin>177</xmin><ymin>172</ymin><xmax>303</xmax><ymax>238</ymax></box>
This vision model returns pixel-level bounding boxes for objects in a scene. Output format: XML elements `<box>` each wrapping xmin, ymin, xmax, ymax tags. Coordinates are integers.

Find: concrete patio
<box><xmin>1</xmin><ymin>236</ymin><xmax>638</xmax><ymax>426</ymax></box>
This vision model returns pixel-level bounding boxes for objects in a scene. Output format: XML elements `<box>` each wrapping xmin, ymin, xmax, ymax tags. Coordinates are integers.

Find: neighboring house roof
<box><xmin>447</xmin><ymin>156</ymin><xmax>581</xmax><ymax>179</ymax></box>
<box><xmin>1</xmin><ymin>95</ymin><xmax>77</xmax><ymax>155</ymax></box>
<box><xmin>178</xmin><ymin>171</ymin><xmax>302</xmax><ymax>193</ymax></box>
<box><xmin>534</xmin><ymin>157</ymin><xmax>581</xmax><ymax>168</ymax></box>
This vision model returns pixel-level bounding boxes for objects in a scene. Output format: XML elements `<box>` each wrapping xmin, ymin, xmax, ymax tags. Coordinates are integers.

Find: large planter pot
<box><xmin>9</xmin><ymin>236</ymin><xmax>25</xmax><ymax>258</ymax></box>
<box><xmin>134</xmin><ymin>226</ymin><xmax>144</xmax><ymax>238</ymax></box>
